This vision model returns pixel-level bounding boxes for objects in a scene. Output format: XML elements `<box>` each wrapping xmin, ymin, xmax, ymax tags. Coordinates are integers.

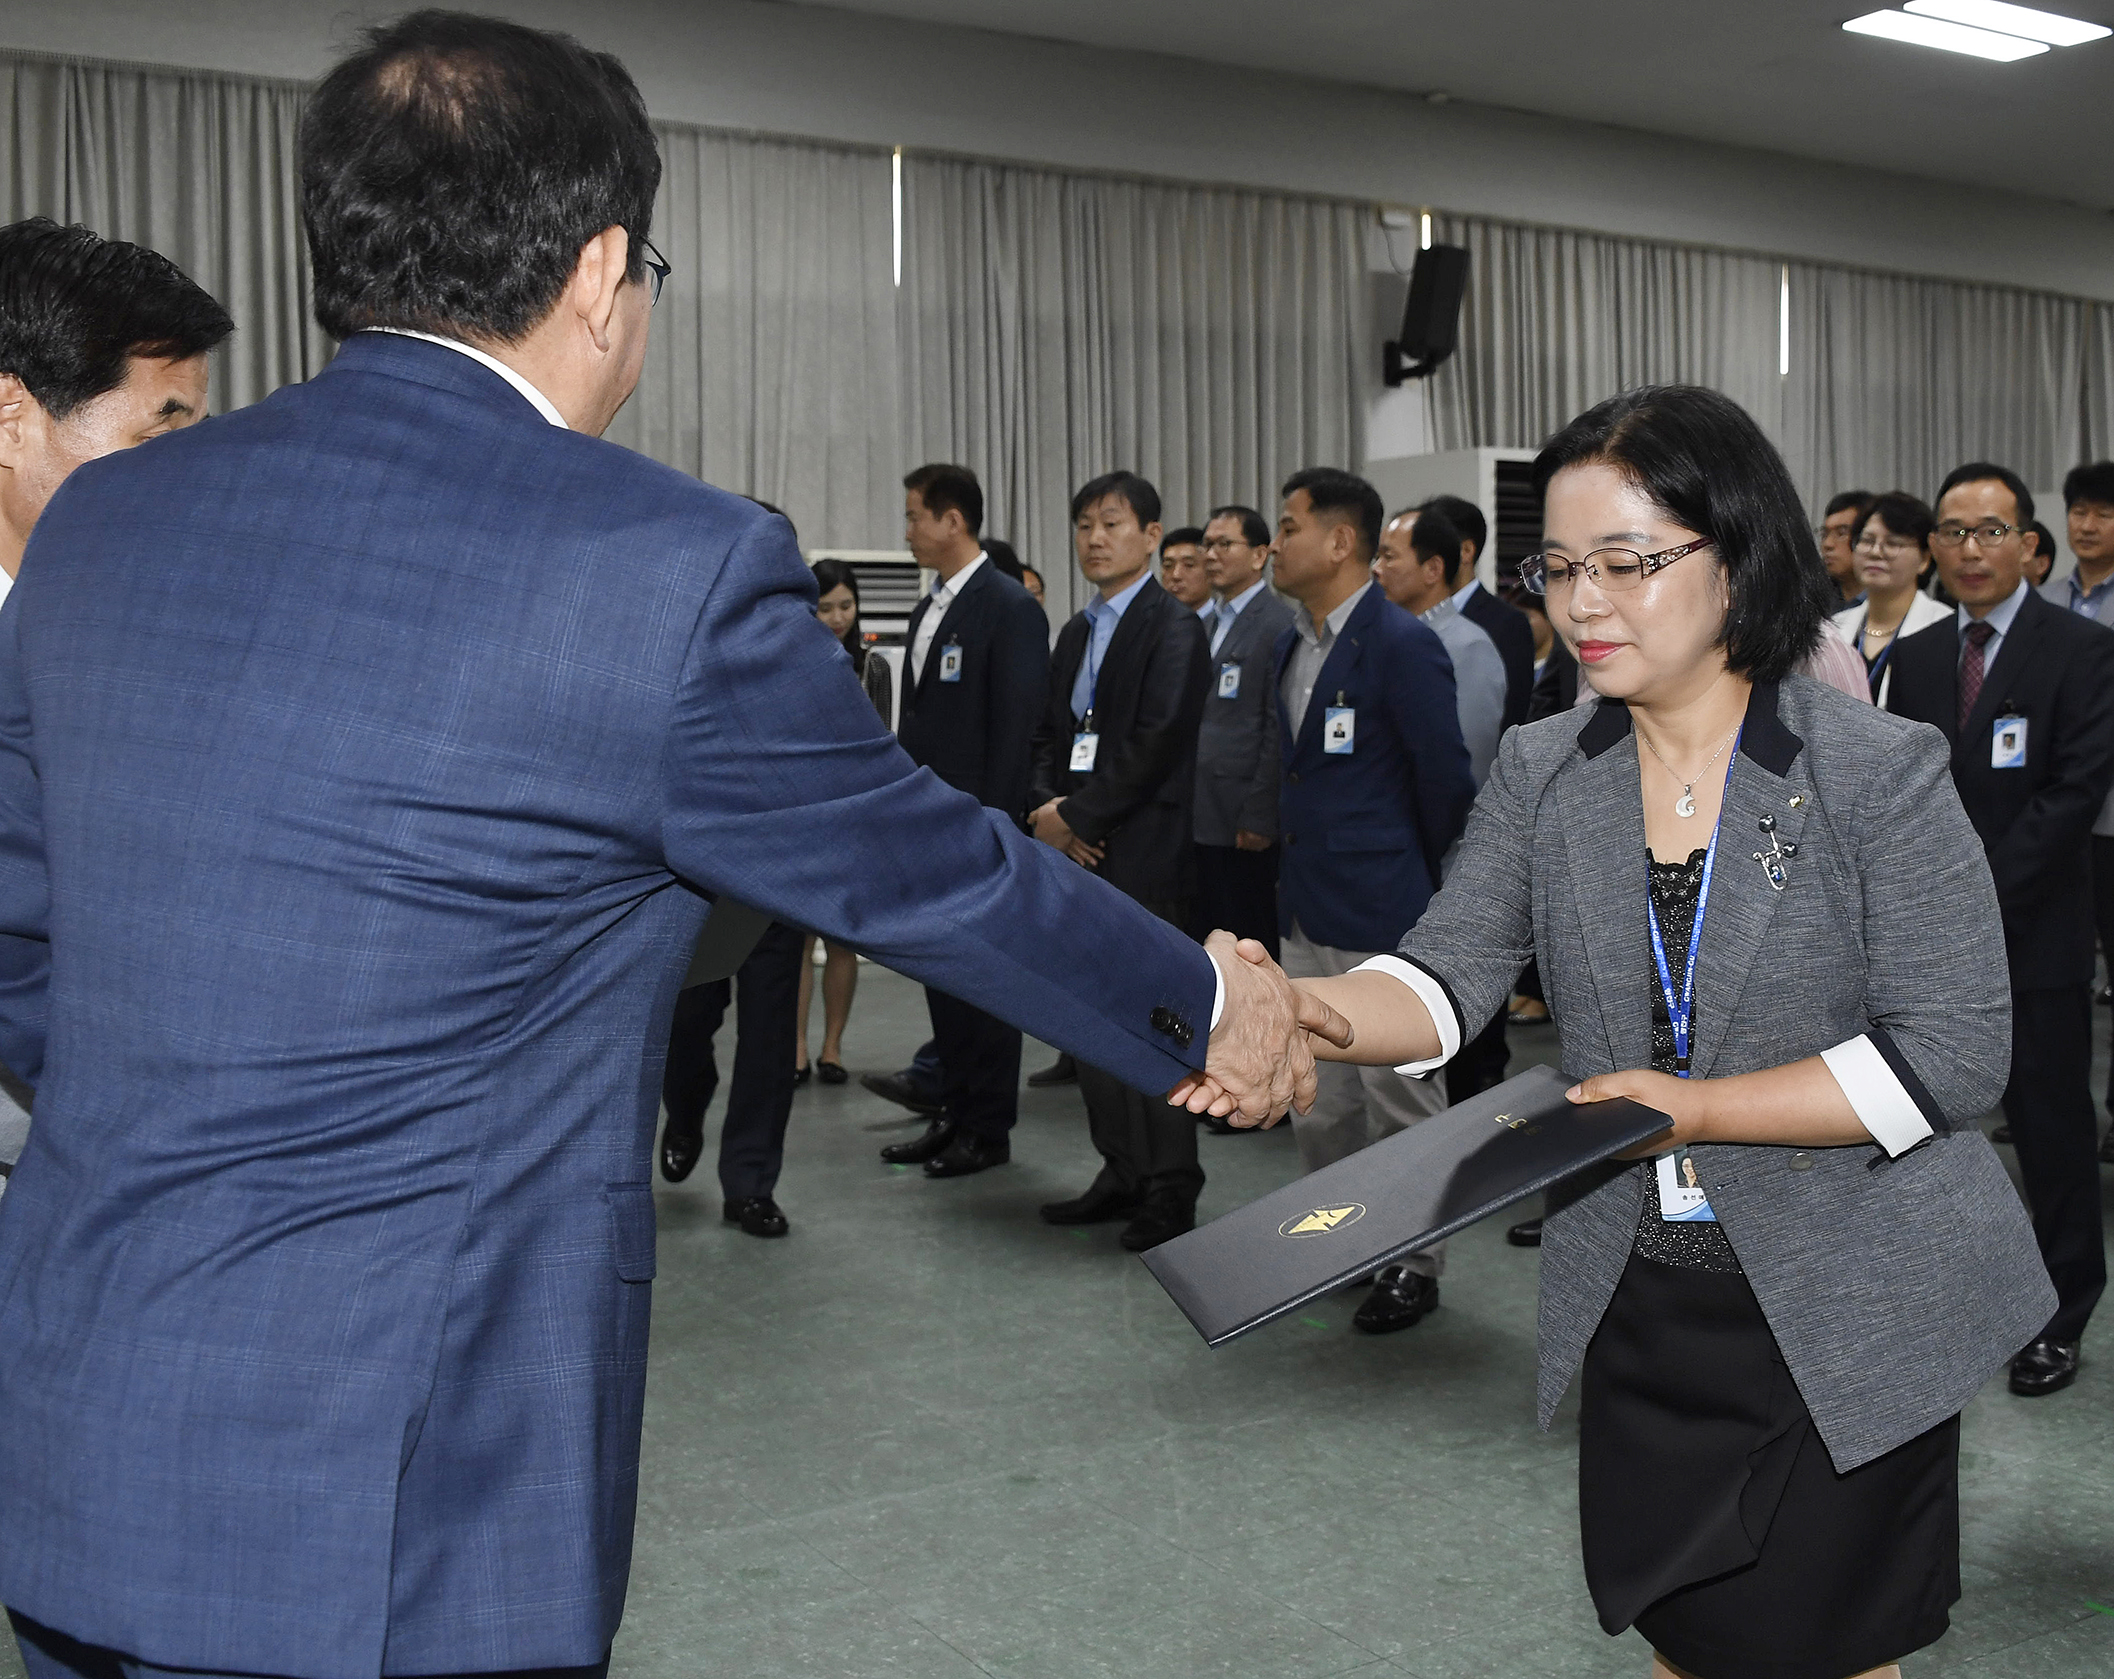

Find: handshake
<box><xmin>1166</xmin><ymin>930</ymin><xmax>1357</xmax><ymax>1127</ymax></box>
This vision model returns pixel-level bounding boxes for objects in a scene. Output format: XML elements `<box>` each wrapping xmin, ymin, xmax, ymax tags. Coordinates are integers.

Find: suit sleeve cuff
<box><xmin>1348</xmin><ymin>954</ymin><xmax>1461</xmax><ymax>1077</ymax></box>
<box><xmin>1819</xmin><ymin>1034</ymin><xmax>1936</xmax><ymax>1157</ymax></box>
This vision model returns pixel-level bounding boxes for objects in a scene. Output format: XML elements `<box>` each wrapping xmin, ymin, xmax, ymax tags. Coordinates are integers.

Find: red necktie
<box><xmin>1959</xmin><ymin>619</ymin><xmax>1995</xmax><ymax>731</ymax></box>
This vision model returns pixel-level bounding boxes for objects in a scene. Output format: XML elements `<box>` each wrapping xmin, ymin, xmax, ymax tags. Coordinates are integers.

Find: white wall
<box><xmin>9</xmin><ymin>0</ymin><xmax>2114</xmax><ymax>302</ymax></box>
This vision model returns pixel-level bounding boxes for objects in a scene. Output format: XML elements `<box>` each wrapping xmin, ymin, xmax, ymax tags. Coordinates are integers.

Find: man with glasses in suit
<box><xmin>1887</xmin><ymin>462</ymin><xmax>2114</xmax><ymax>1399</ymax></box>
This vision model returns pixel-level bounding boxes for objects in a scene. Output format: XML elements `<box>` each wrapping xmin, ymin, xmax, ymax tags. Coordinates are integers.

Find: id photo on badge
<box><xmin>1991</xmin><ymin>715</ymin><xmax>2026</xmax><ymax>769</ymax></box>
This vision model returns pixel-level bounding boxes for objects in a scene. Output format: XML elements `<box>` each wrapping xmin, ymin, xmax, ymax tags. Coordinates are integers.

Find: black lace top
<box><xmin>1633</xmin><ymin>847</ymin><xmax>1743</xmax><ymax>1274</ymax></box>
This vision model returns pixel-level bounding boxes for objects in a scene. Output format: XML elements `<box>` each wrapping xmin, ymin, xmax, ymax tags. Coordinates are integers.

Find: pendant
<box><xmin>1675</xmin><ymin>789</ymin><xmax>1697</xmax><ymax>818</ymax></box>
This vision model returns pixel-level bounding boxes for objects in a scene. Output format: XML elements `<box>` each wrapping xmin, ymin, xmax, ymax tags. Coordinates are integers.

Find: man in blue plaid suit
<box><xmin>0</xmin><ymin>15</ymin><xmax>1332</xmax><ymax>1679</ymax></box>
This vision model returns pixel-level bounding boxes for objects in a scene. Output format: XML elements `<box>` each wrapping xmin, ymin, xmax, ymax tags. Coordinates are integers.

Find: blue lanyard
<box><xmin>1646</xmin><ymin>730</ymin><xmax>1739</xmax><ymax>1077</ymax></box>
<box><xmin>1862</xmin><ymin>635</ymin><xmax>1895</xmax><ymax>697</ymax></box>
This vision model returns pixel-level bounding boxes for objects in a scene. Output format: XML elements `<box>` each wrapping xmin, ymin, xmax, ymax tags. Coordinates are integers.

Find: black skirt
<box><xmin>1579</xmin><ymin>1251</ymin><xmax>1960</xmax><ymax>1679</ymax></box>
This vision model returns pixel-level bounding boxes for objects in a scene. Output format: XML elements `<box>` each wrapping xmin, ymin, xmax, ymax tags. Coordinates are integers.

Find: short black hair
<box><xmin>1071</xmin><ymin>471</ymin><xmax>1160</xmax><ymax>529</ymax></box>
<box><xmin>904</xmin><ymin>462</ymin><xmax>984</xmax><ymax>537</ymax></box>
<box><xmin>2030</xmin><ymin>521</ymin><xmax>2057</xmax><ymax>559</ymax></box>
<box><xmin>1823</xmin><ymin>489</ymin><xmax>1875</xmax><ymax>521</ymax></box>
<box><xmin>0</xmin><ymin>218</ymin><xmax>232</xmax><ymax>420</ymax></box>
<box><xmin>1282</xmin><ymin>467</ymin><xmax>1383</xmax><ymax>563</ymax></box>
<box><xmin>1851</xmin><ymin>491</ymin><xmax>1934</xmax><ymax>551</ymax></box>
<box><xmin>1409</xmin><ymin>507</ymin><xmax>1466</xmax><ymax>585</ymax></box>
<box><xmin>982</xmin><ymin>537</ymin><xmax>1024</xmax><ymax>582</ymax></box>
<box><xmin>1418</xmin><ymin>493</ymin><xmax>1486</xmax><ymax>562</ymax></box>
<box><xmin>2063</xmin><ymin>461</ymin><xmax>2114</xmax><ymax>509</ymax></box>
<box><xmin>302</xmin><ymin>9</ymin><xmax>660</xmax><ymax>343</ymax></box>
<box><xmin>1530</xmin><ymin>385</ymin><xmax>1837</xmax><ymax>685</ymax></box>
<box><xmin>1207</xmin><ymin>504</ymin><xmax>1271</xmax><ymax>548</ymax></box>
<box><xmin>1935</xmin><ymin>462</ymin><xmax>2034</xmax><ymax>528</ymax></box>
<box><xmin>1161</xmin><ymin>526</ymin><xmax>1205</xmax><ymax>555</ymax></box>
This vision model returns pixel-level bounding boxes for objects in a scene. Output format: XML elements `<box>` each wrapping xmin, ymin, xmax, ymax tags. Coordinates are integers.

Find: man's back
<box><xmin>0</xmin><ymin>335</ymin><xmax>1220</xmax><ymax>1678</ymax></box>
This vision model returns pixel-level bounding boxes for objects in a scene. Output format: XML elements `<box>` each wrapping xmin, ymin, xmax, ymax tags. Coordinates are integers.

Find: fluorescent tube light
<box><xmin>1903</xmin><ymin>0</ymin><xmax>2110</xmax><ymax>46</ymax></box>
<box><xmin>1842</xmin><ymin>10</ymin><xmax>2051</xmax><ymax>58</ymax></box>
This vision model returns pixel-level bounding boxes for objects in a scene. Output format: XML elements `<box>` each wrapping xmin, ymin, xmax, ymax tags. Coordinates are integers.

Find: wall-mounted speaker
<box><xmin>1383</xmin><ymin>244</ymin><xmax>1469</xmax><ymax>386</ymax></box>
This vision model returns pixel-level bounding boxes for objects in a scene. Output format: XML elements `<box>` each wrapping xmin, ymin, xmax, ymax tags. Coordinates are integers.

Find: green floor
<box><xmin>6</xmin><ymin>965</ymin><xmax>2111</xmax><ymax>1678</ymax></box>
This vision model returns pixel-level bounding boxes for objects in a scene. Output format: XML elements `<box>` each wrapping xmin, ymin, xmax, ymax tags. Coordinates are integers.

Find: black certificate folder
<box><xmin>1141</xmin><ymin>1064</ymin><xmax>1671</xmax><ymax>1347</ymax></box>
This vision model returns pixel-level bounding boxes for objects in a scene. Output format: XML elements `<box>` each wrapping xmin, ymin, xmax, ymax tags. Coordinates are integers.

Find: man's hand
<box><xmin>1233</xmin><ymin>829</ymin><xmax>1272</xmax><ymax>853</ymax></box>
<box><xmin>1030</xmin><ymin>800</ymin><xmax>1106</xmax><ymax>868</ymax></box>
<box><xmin>1165</xmin><ymin>931</ymin><xmax>1353</xmax><ymax>1126</ymax></box>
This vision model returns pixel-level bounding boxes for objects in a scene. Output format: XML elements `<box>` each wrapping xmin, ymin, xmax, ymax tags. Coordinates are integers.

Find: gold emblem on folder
<box><xmin>1279</xmin><ymin>1203</ymin><xmax>1367</xmax><ymax>1238</ymax></box>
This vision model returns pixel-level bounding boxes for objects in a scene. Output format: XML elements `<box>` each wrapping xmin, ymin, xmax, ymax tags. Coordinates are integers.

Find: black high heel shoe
<box><xmin>817</xmin><ymin>1060</ymin><xmax>848</xmax><ymax>1085</ymax></box>
<box><xmin>792</xmin><ymin>1062</ymin><xmax>811</xmax><ymax>1087</ymax></box>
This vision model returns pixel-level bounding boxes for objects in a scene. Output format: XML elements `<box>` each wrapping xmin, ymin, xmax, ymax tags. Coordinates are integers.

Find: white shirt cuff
<box><xmin>1208</xmin><ymin>955</ymin><xmax>1225</xmax><ymax>1032</ymax></box>
<box><xmin>1820</xmin><ymin>1035</ymin><xmax>1935</xmax><ymax>1158</ymax></box>
<box><xmin>1347</xmin><ymin>954</ymin><xmax>1460</xmax><ymax>1077</ymax></box>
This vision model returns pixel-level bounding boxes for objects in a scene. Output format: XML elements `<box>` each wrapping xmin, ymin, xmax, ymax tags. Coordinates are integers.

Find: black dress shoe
<box><xmin>1354</xmin><ymin>1266</ymin><xmax>1439</xmax><ymax>1334</ymax></box>
<box><xmin>1119</xmin><ymin>1197</ymin><xmax>1195</xmax><ymax>1252</ymax></box>
<box><xmin>1027</xmin><ymin>1053</ymin><xmax>1078</xmax><ymax>1088</ymax></box>
<box><xmin>1990</xmin><ymin>1122</ymin><xmax>2014</xmax><ymax>1146</ymax></box>
<box><xmin>792</xmin><ymin>1062</ymin><xmax>811</xmax><ymax>1088</ymax></box>
<box><xmin>924</xmin><ymin>1132</ymin><xmax>1011</xmax><ymax>1177</ymax></box>
<box><xmin>2010</xmin><ymin>1338</ymin><xmax>2081</xmax><ymax>1396</ymax></box>
<box><xmin>723</xmin><ymin>1196</ymin><xmax>789</xmax><ymax>1238</ymax></box>
<box><xmin>1039</xmin><ymin>1182</ymin><xmax>1139</xmax><ymax>1225</ymax></box>
<box><xmin>879</xmin><ymin>1119</ymin><xmax>955</xmax><ymax>1165</ymax></box>
<box><xmin>817</xmin><ymin>1060</ymin><xmax>848</xmax><ymax>1086</ymax></box>
<box><xmin>1506</xmin><ymin>1218</ymin><xmax>1544</xmax><ymax>1247</ymax></box>
<box><xmin>861</xmin><ymin>1070</ymin><xmax>945</xmax><ymax>1115</ymax></box>
<box><xmin>660</xmin><ymin>1117</ymin><xmax>705</xmax><ymax>1184</ymax></box>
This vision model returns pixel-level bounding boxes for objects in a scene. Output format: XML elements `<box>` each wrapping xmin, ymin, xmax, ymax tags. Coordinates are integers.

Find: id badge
<box><xmin>1991</xmin><ymin>714</ymin><xmax>2027</xmax><ymax>769</ymax></box>
<box><xmin>1069</xmin><ymin>731</ymin><xmax>1100</xmax><ymax>773</ymax></box>
<box><xmin>938</xmin><ymin>642</ymin><xmax>963</xmax><ymax>683</ymax></box>
<box><xmin>1217</xmin><ymin>661</ymin><xmax>1241</xmax><ymax>700</ymax></box>
<box><xmin>1656</xmin><ymin>1148</ymin><xmax>1718</xmax><ymax>1223</ymax></box>
<box><xmin>1323</xmin><ymin>706</ymin><xmax>1355</xmax><ymax>755</ymax></box>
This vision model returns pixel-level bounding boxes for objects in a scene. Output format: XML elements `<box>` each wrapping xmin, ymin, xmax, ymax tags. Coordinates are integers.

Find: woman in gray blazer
<box><xmin>1282</xmin><ymin>388</ymin><xmax>2052</xmax><ymax>1679</ymax></box>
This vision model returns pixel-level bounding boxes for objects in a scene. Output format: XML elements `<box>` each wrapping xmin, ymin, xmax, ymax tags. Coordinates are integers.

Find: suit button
<box><xmin>1150</xmin><ymin>1006</ymin><xmax>1173</xmax><ymax>1033</ymax></box>
<box><xmin>1288</xmin><ymin>772</ymin><xmax>1301</xmax><ymax>785</ymax></box>
<box><xmin>1789</xmin><ymin>1151</ymin><xmax>1813</xmax><ymax>1172</ymax></box>
<box><xmin>1284</xmin><ymin>833</ymin><xmax>1296</xmax><ymax>846</ymax></box>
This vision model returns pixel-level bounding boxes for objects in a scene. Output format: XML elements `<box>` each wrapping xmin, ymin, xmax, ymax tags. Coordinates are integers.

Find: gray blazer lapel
<box><xmin>1689</xmin><ymin>754</ymin><xmax>1809</xmax><ymax>1078</ymax></box>
<box><xmin>1552</xmin><ymin>707</ymin><xmax>1652</xmax><ymax>1073</ymax></box>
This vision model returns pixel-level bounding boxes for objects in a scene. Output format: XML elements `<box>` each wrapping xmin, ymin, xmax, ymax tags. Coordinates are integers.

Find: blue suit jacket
<box><xmin>0</xmin><ymin>334</ymin><xmax>1215</xmax><ymax>1677</ymax></box>
<box><xmin>1274</xmin><ymin>585</ymin><xmax>1475</xmax><ymax>952</ymax></box>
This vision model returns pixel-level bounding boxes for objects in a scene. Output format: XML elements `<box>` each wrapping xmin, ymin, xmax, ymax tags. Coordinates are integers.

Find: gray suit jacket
<box><xmin>2040</xmin><ymin>575</ymin><xmax>2114</xmax><ymax>834</ymax></box>
<box><xmin>1401</xmin><ymin>675</ymin><xmax>2052</xmax><ymax>1471</ymax></box>
<box><xmin>1420</xmin><ymin>597</ymin><xmax>1507</xmax><ymax>788</ymax></box>
<box><xmin>1193</xmin><ymin>585</ymin><xmax>1297</xmax><ymax>846</ymax></box>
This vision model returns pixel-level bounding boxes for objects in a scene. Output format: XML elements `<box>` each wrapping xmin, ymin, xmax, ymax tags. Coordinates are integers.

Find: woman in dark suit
<box><xmin>794</xmin><ymin>558</ymin><xmax>891</xmax><ymax>1084</ymax></box>
<box><xmin>1270</xmin><ymin>388</ymin><xmax>2052</xmax><ymax>1679</ymax></box>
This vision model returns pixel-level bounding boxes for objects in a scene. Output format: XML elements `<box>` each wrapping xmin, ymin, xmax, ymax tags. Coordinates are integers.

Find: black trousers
<box><xmin>8</xmin><ymin>1610</ymin><xmax>612</xmax><ymax>1679</ymax></box>
<box><xmin>924</xmin><ymin>987</ymin><xmax>1020</xmax><ymax>1140</ymax></box>
<box><xmin>2094</xmin><ymin>835</ymin><xmax>2114</xmax><ymax>1113</ymax></box>
<box><xmin>662</xmin><ymin>919</ymin><xmax>804</xmax><ymax>1201</ymax></box>
<box><xmin>1191</xmin><ymin>842</ymin><xmax>1279</xmax><ymax>959</ymax></box>
<box><xmin>2002</xmin><ymin>983</ymin><xmax>2107</xmax><ymax>1344</ymax></box>
<box><xmin>1077</xmin><ymin>894</ymin><xmax>1203</xmax><ymax>1207</ymax></box>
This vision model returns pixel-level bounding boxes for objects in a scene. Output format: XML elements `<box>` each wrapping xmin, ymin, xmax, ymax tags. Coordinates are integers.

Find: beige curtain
<box><xmin>901</xmin><ymin>155</ymin><xmax>1370</xmax><ymax>617</ymax></box>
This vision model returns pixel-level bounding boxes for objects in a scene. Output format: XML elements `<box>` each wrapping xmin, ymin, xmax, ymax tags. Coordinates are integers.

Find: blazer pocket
<box><xmin>606</xmin><ymin>1182</ymin><xmax>658</xmax><ymax>1282</ymax></box>
<box><xmin>1326</xmin><ymin>826</ymin><xmax>1411</xmax><ymax>853</ymax></box>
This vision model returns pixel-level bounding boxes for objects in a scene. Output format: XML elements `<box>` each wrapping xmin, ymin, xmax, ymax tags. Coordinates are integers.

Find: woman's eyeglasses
<box><xmin>1518</xmin><ymin>537</ymin><xmax>1714</xmax><ymax>596</ymax></box>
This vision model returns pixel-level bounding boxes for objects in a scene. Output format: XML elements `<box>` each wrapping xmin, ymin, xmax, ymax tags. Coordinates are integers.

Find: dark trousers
<box><xmin>2094</xmin><ymin>835</ymin><xmax>2114</xmax><ymax>1113</ymax></box>
<box><xmin>924</xmin><ymin>988</ymin><xmax>1021</xmax><ymax>1140</ymax></box>
<box><xmin>1447</xmin><ymin>1012</ymin><xmax>1510</xmax><ymax>1105</ymax></box>
<box><xmin>662</xmin><ymin>919</ymin><xmax>804</xmax><ymax>1201</ymax></box>
<box><xmin>1077</xmin><ymin>895</ymin><xmax>1204</xmax><ymax>1208</ymax></box>
<box><xmin>1192</xmin><ymin>842</ymin><xmax>1280</xmax><ymax>959</ymax></box>
<box><xmin>2002</xmin><ymin>984</ymin><xmax>2107</xmax><ymax>1344</ymax></box>
<box><xmin>8</xmin><ymin>1611</ymin><xmax>612</xmax><ymax>1679</ymax></box>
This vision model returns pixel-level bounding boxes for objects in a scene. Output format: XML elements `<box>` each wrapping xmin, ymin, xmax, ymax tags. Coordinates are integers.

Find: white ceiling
<box><xmin>786</xmin><ymin>0</ymin><xmax>2114</xmax><ymax>209</ymax></box>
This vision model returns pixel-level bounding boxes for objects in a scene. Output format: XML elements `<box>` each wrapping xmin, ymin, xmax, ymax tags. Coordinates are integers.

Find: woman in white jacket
<box><xmin>1832</xmin><ymin>491</ymin><xmax>1950</xmax><ymax>706</ymax></box>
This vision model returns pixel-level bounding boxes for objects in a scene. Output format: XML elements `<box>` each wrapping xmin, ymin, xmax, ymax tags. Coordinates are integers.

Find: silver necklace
<box><xmin>1638</xmin><ymin>724</ymin><xmax>1738</xmax><ymax>818</ymax></box>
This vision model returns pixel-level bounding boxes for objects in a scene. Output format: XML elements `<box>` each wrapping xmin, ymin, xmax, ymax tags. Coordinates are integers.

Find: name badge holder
<box><xmin>938</xmin><ymin>642</ymin><xmax>963</xmax><ymax>683</ymax></box>
<box><xmin>1323</xmin><ymin>691</ymin><xmax>1355</xmax><ymax>755</ymax></box>
<box><xmin>1217</xmin><ymin>661</ymin><xmax>1241</xmax><ymax>700</ymax></box>
<box><xmin>1991</xmin><ymin>714</ymin><xmax>2027</xmax><ymax>769</ymax></box>
<box><xmin>1647</xmin><ymin>730</ymin><xmax>1738</xmax><ymax>1223</ymax></box>
<box><xmin>1071</xmin><ymin>709</ymin><xmax>1101</xmax><ymax>773</ymax></box>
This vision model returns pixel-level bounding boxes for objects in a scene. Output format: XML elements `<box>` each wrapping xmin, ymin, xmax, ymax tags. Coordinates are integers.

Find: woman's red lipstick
<box><xmin>1576</xmin><ymin>640</ymin><xmax>1623</xmax><ymax>664</ymax></box>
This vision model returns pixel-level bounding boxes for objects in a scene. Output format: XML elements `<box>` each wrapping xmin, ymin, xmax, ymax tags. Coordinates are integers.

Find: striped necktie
<box><xmin>1958</xmin><ymin>619</ymin><xmax>1995</xmax><ymax>730</ymax></box>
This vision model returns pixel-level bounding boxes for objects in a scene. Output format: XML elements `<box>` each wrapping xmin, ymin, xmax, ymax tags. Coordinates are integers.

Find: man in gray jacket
<box><xmin>1192</xmin><ymin>504</ymin><xmax>1295</xmax><ymax>958</ymax></box>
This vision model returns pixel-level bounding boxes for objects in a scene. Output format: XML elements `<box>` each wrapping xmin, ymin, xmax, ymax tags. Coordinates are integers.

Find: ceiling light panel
<box><xmin>1903</xmin><ymin>1</ymin><xmax>2112</xmax><ymax>46</ymax></box>
<box><xmin>1842</xmin><ymin>10</ymin><xmax>2052</xmax><ymax>58</ymax></box>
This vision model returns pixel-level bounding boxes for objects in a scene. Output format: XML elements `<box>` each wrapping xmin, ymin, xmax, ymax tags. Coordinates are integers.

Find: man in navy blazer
<box><xmin>1273</xmin><ymin>468</ymin><xmax>1475</xmax><ymax>1334</ymax></box>
<box><xmin>880</xmin><ymin>461</ymin><xmax>1051</xmax><ymax>1179</ymax></box>
<box><xmin>0</xmin><ymin>17</ymin><xmax>1332</xmax><ymax>1679</ymax></box>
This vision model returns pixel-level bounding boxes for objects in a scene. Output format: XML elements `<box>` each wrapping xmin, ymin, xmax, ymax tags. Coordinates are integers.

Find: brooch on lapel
<box><xmin>1752</xmin><ymin>815</ymin><xmax>1797</xmax><ymax>891</ymax></box>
